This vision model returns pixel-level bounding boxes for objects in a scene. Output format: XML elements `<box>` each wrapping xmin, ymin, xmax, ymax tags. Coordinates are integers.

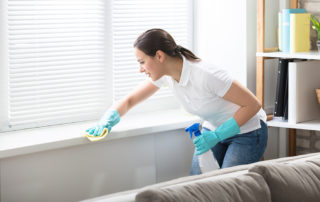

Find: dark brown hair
<box><xmin>134</xmin><ymin>28</ymin><xmax>200</xmax><ymax>62</ymax></box>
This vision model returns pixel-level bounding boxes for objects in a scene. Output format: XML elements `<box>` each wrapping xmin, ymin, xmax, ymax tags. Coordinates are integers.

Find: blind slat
<box><xmin>10</xmin><ymin>106</ymin><xmax>104</xmax><ymax>122</ymax></box>
<box><xmin>10</xmin><ymin>90</ymin><xmax>107</xmax><ymax>101</ymax></box>
<box><xmin>10</xmin><ymin>59</ymin><xmax>105</xmax><ymax>69</ymax></box>
<box><xmin>11</xmin><ymin>99</ymin><xmax>106</xmax><ymax>112</ymax></box>
<box><xmin>8</xmin><ymin>112</ymin><xmax>101</xmax><ymax>126</ymax></box>
<box><xmin>10</xmin><ymin>86</ymin><xmax>106</xmax><ymax>96</ymax></box>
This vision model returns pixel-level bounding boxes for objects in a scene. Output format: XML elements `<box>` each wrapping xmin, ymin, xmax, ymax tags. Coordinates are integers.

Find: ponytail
<box><xmin>175</xmin><ymin>45</ymin><xmax>200</xmax><ymax>62</ymax></box>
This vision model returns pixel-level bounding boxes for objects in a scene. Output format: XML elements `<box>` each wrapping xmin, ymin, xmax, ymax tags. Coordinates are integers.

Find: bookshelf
<box><xmin>256</xmin><ymin>0</ymin><xmax>320</xmax><ymax>156</ymax></box>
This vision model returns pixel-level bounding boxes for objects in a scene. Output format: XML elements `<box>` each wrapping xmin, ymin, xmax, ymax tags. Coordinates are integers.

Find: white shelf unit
<box><xmin>256</xmin><ymin>51</ymin><xmax>320</xmax><ymax>60</ymax></box>
<box><xmin>256</xmin><ymin>51</ymin><xmax>320</xmax><ymax>132</ymax></box>
<box><xmin>268</xmin><ymin>119</ymin><xmax>320</xmax><ymax>131</ymax></box>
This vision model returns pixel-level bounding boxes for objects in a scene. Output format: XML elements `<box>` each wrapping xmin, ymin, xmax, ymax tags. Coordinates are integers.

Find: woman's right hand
<box><xmin>85</xmin><ymin>109</ymin><xmax>120</xmax><ymax>136</ymax></box>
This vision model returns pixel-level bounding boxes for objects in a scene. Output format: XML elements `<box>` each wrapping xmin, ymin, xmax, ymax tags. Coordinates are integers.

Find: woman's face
<box><xmin>135</xmin><ymin>48</ymin><xmax>163</xmax><ymax>81</ymax></box>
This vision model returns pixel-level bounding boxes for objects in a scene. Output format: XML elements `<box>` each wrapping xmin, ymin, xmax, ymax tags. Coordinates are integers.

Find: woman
<box><xmin>86</xmin><ymin>28</ymin><xmax>268</xmax><ymax>175</ymax></box>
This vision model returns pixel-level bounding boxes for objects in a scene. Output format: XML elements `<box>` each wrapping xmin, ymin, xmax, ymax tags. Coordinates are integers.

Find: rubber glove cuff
<box><xmin>215</xmin><ymin>117</ymin><xmax>240</xmax><ymax>141</ymax></box>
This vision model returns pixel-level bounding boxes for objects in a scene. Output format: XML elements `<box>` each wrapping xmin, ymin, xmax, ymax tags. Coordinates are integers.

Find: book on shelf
<box><xmin>283</xmin><ymin>67</ymin><xmax>289</xmax><ymax>120</ymax></box>
<box><xmin>288</xmin><ymin>60</ymin><xmax>320</xmax><ymax>124</ymax></box>
<box><xmin>282</xmin><ymin>8</ymin><xmax>306</xmax><ymax>52</ymax></box>
<box><xmin>273</xmin><ymin>59</ymin><xmax>292</xmax><ymax>120</ymax></box>
<box><xmin>290</xmin><ymin>13</ymin><xmax>310</xmax><ymax>53</ymax></box>
<box><xmin>278</xmin><ymin>12</ymin><xmax>283</xmax><ymax>51</ymax></box>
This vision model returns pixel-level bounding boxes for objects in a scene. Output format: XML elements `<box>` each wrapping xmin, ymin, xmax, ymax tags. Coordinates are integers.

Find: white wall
<box><xmin>1</xmin><ymin>129</ymin><xmax>194</xmax><ymax>202</ymax></box>
<box><xmin>194</xmin><ymin>0</ymin><xmax>247</xmax><ymax>85</ymax></box>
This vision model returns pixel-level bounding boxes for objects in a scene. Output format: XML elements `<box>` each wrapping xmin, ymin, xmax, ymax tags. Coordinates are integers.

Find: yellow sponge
<box><xmin>85</xmin><ymin>128</ymin><xmax>109</xmax><ymax>142</ymax></box>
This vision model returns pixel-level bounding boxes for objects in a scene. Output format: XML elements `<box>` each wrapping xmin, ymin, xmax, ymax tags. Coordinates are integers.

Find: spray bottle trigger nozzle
<box><xmin>185</xmin><ymin>123</ymin><xmax>201</xmax><ymax>139</ymax></box>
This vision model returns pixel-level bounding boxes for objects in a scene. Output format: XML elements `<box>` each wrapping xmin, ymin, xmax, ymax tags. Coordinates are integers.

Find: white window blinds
<box><xmin>0</xmin><ymin>0</ymin><xmax>193</xmax><ymax>131</ymax></box>
<box><xmin>3</xmin><ymin>0</ymin><xmax>110</xmax><ymax>130</ymax></box>
<box><xmin>112</xmin><ymin>0</ymin><xmax>193</xmax><ymax>101</ymax></box>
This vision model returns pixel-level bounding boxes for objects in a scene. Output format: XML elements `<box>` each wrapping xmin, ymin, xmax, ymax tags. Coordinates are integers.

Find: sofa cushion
<box><xmin>135</xmin><ymin>172</ymin><xmax>271</xmax><ymax>202</ymax></box>
<box><xmin>249</xmin><ymin>156</ymin><xmax>320</xmax><ymax>202</ymax></box>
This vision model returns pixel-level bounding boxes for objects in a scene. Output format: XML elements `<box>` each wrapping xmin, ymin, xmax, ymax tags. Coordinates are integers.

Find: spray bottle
<box><xmin>185</xmin><ymin>123</ymin><xmax>220</xmax><ymax>173</ymax></box>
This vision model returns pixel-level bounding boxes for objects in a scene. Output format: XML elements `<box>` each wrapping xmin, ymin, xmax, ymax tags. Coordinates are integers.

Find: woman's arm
<box><xmin>111</xmin><ymin>80</ymin><xmax>159</xmax><ymax>116</ymax></box>
<box><xmin>223</xmin><ymin>80</ymin><xmax>262</xmax><ymax>127</ymax></box>
<box><xmin>192</xmin><ymin>80</ymin><xmax>261</xmax><ymax>154</ymax></box>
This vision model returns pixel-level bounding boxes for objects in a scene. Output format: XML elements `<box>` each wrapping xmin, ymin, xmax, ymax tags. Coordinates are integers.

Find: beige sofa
<box><xmin>82</xmin><ymin>152</ymin><xmax>320</xmax><ymax>202</ymax></box>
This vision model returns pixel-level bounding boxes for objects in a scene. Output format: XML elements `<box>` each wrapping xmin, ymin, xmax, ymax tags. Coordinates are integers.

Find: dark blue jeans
<box><xmin>190</xmin><ymin>120</ymin><xmax>268</xmax><ymax>175</ymax></box>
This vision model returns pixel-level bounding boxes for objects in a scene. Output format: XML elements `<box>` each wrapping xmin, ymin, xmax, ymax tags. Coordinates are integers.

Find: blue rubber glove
<box><xmin>86</xmin><ymin>109</ymin><xmax>120</xmax><ymax>136</ymax></box>
<box><xmin>193</xmin><ymin>130</ymin><xmax>220</xmax><ymax>155</ymax></box>
<box><xmin>193</xmin><ymin>117</ymin><xmax>240</xmax><ymax>155</ymax></box>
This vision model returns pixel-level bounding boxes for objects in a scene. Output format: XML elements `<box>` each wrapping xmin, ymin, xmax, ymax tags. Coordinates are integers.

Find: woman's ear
<box><xmin>155</xmin><ymin>50</ymin><xmax>165</xmax><ymax>63</ymax></box>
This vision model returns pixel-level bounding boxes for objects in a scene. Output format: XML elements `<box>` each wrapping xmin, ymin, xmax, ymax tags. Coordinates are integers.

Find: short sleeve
<box><xmin>206</xmin><ymin>68</ymin><xmax>233</xmax><ymax>97</ymax></box>
<box><xmin>149</xmin><ymin>76</ymin><xmax>169</xmax><ymax>88</ymax></box>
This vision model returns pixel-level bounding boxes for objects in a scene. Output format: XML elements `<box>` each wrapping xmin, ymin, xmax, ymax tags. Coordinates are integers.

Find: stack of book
<box><xmin>278</xmin><ymin>8</ymin><xmax>311</xmax><ymax>53</ymax></box>
<box><xmin>273</xmin><ymin>58</ymin><xmax>292</xmax><ymax>121</ymax></box>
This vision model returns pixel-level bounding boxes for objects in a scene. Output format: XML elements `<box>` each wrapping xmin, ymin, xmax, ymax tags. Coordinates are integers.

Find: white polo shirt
<box><xmin>151</xmin><ymin>56</ymin><xmax>267</xmax><ymax>134</ymax></box>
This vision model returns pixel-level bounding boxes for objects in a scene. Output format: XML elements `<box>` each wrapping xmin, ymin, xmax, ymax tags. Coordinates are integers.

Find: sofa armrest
<box><xmin>249</xmin><ymin>155</ymin><xmax>320</xmax><ymax>202</ymax></box>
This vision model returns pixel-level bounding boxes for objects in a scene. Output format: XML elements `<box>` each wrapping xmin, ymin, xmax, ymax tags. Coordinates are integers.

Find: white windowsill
<box><xmin>0</xmin><ymin>109</ymin><xmax>201</xmax><ymax>159</ymax></box>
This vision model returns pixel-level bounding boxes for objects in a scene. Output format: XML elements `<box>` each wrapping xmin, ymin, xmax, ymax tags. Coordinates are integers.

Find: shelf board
<box><xmin>256</xmin><ymin>51</ymin><xmax>320</xmax><ymax>60</ymax></box>
<box><xmin>267</xmin><ymin>119</ymin><xmax>320</xmax><ymax>131</ymax></box>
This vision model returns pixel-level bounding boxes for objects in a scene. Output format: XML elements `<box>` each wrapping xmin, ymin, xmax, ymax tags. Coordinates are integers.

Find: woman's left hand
<box><xmin>193</xmin><ymin>131</ymin><xmax>220</xmax><ymax>155</ymax></box>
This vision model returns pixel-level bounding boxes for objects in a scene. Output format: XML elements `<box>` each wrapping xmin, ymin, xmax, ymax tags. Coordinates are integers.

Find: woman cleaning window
<box><xmin>86</xmin><ymin>28</ymin><xmax>268</xmax><ymax>174</ymax></box>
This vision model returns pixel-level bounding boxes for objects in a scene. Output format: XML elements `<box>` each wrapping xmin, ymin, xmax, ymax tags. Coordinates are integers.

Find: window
<box><xmin>0</xmin><ymin>0</ymin><xmax>193</xmax><ymax>132</ymax></box>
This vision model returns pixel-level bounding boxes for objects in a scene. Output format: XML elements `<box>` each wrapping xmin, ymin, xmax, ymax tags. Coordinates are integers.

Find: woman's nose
<box><xmin>139</xmin><ymin>66</ymin><xmax>144</xmax><ymax>73</ymax></box>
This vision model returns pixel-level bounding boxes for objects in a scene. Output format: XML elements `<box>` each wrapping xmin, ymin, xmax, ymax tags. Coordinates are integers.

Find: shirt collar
<box><xmin>177</xmin><ymin>56</ymin><xmax>192</xmax><ymax>86</ymax></box>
